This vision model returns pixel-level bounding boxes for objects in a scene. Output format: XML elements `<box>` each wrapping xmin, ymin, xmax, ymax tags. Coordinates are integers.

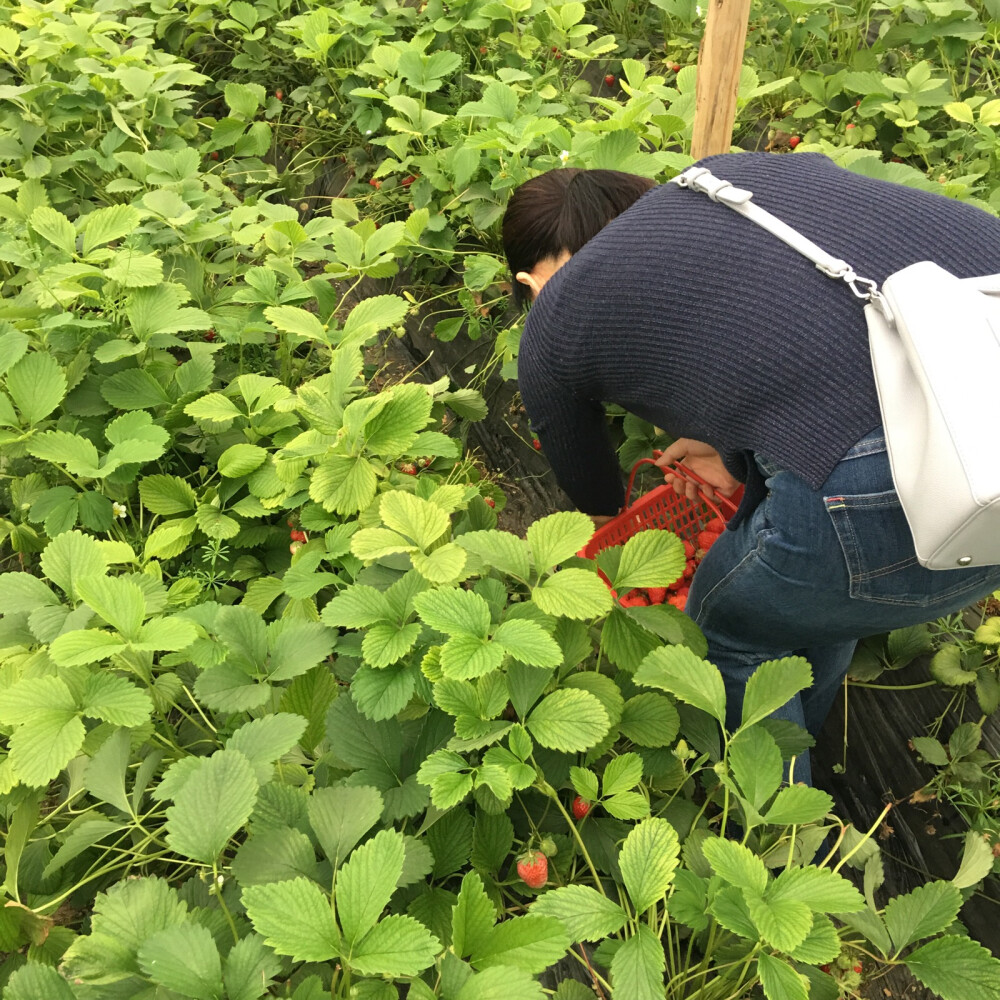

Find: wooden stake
<box><xmin>690</xmin><ymin>0</ymin><xmax>754</xmax><ymax>159</ymax></box>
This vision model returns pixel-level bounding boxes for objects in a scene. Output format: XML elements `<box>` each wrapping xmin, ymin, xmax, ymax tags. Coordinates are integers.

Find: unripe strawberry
<box><xmin>275</xmin><ymin>89</ymin><xmax>283</xmax><ymax>101</ymax></box>
<box><xmin>516</xmin><ymin>850</ymin><xmax>548</xmax><ymax>889</ymax></box>
<box><xmin>539</xmin><ymin>837</ymin><xmax>558</xmax><ymax>857</ymax></box>
<box><xmin>289</xmin><ymin>542</ymin><xmax>302</xmax><ymax>555</ymax></box>
<box><xmin>571</xmin><ymin>795</ymin><xmax>592</xmax><ymax>820</ymax></box>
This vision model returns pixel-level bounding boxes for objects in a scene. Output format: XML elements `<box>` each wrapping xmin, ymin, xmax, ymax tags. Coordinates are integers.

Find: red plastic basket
<box><xmin>581</xmin><ymin>456</ymin><xmax>744</xmax><ymax>560</ymax></box>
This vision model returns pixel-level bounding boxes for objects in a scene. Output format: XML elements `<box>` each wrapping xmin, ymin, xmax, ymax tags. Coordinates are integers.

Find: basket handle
<box><xmin>624</xmin><ymin>455</ymin><xmax>740</xmax><ymax>522</ymax></box>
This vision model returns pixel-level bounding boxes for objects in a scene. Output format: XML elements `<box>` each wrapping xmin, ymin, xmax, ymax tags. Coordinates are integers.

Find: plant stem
<box><xmin>533</xmin><ymin>771</ymin><xmax>608</xmax><ymax>896</ymax></box>
<box><xmin>212</xmin><ymin>860</ymin><xmax>240</xmax><ymax>944</ymax></box>
<box><xmin>834</xmin><ymin>802</ymin><xmax>893</xmax><ymax>875</ymax></box>
<box><xmin>847</xmin><ymin>680</ymin><xmax>937</xmax><ymax>691</ymax></box>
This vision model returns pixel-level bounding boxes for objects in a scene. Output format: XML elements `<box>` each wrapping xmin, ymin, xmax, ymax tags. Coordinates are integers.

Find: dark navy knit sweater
<box><xmin>519</xmin><ymin>152</ymin><xmax>1000</xmax><ymax>517</ymax></box>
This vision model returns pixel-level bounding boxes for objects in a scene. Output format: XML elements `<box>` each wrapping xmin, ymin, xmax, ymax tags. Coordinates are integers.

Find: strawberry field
<box><xmin>2</xmin><ymin>0</ymin><xmax>1000</xmax><ymax>998</ymax></box>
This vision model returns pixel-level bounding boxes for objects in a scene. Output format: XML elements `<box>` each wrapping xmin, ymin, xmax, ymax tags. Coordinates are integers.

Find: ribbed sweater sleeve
<box><xmin>518</xmin><ymin>328</ymin><xmax>624</xmax><ymax>515</ymax></box>
<box><xmin>517</xmin><ymin>151</ymin><xmax>1000</xmax><ymax>517</ymax></box>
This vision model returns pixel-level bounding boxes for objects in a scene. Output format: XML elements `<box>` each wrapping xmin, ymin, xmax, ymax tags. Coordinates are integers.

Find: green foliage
<box><xmin>2</xmin><ymin>0</ymin><xmax>999</xmax><ymax>995</ymax></box>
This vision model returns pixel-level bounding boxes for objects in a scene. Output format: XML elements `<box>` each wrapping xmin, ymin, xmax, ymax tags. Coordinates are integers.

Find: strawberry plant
<box><xmin>2</xmin><ymin>0</ymin><xmax>1000</xmax><ymax>994</ymax></box>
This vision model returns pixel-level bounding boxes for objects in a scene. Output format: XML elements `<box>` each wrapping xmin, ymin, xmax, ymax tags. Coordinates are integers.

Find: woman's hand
<box><xmin>654</xmin><ymin>439</ymin><xmax>742</xmax><ymax>503</ymax></box>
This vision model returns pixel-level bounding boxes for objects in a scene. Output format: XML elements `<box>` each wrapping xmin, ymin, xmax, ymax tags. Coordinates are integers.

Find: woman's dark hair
<box><xmin>502</xmin><ymin>168</ymin><xmax>656</xmax><ymax>309</ymax></box>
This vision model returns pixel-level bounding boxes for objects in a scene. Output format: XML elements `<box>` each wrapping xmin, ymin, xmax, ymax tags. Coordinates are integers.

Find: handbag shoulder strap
<box><xmin>672</xmin><ymin>166</ymin><xmax>882</xmax><ymax>305</ymax></box>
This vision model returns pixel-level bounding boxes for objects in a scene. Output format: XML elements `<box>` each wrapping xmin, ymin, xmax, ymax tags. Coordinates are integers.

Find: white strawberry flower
<box><xmin>559</xmin><ymin>149</ymin><xmax>570</xmax><ymax>163</ymax></box>
<box><xmin>112</xmin><ymin>502</ymin><xmax>127</xmax><ymax>519</ymax></box>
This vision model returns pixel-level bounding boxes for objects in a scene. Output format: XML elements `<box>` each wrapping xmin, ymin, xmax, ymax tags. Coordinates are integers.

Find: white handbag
<box><xmin>673</xmin><ymin>165</ymin><xmax>1000</xmax><ymax>570</ymax></box>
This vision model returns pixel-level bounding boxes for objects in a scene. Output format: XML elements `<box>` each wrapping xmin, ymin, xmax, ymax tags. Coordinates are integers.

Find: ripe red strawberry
<box><xmin>683</xmin><ymin>539</ymin><xmax>696</xmax><ymax>559</ymax></box>
<box><xmin>554</xmin><ymin>51</ymin><xmax>562</xmax><ymax>59</ymax></box>
<box><xmin>846</xmin><ymin>123</ymin><xmax>856</xmax><ymax>130</ymax></box>
<box><xmin>551</xmin><ymin>45</ymin><xmax>559</xmax><ymax>52</ymax></box>
<box><xmin>369</xmin><ymin>178</ymin><xmax>381</xmax><ymax>189</ymax></box>
<box><xmin>275</xmin><ymin>89</ymin><xmax>283</xmax><ymax>101</ymax></box>
<box><xmin>571</xmin><ymin>795</ymin><xmax>592</xmax><ymax>819</ymax></box>
<box><xmin>210</xmin><ymin>151</ymin><xmax>220</xmax><ymax>160</ymax></box>
<box><xmin>820</xmin><ymin>965</ymin><xmax>831</xmax><ymax>974</ymax></box>
<box><xmin>704</xmin><ymin>517</ymin><xmax>725</xmax><ymax>535</ymax></box>
<box><xmin>697</xmin><ymin>530</ymin><xmax>719</xmax><ymax>552</ymax></box>
<box><xmin>516</xmin><ymin>850</ymin><xmax>548</xmax><ymax>889</ymax></box>
<box><xmin>290</xmin><ymin>530</ymin><xmax>306</xmax><ymax>542</ymax></box>
<box><xmin>484</xmin><ymin>497</ymin><xmax>495</xmax><ymax>508</ymax></box>
<box><xmin>671</xmin><ymin>62</ymin><xmax>681</xmax><ymax>72</ymax></box>
<box><xmin>668</xmin><ymin>591</ymin><xmax>687</xmax><ymax>611</ymax></box>
<box><xmin>788</xmin><ymin>135</ymin><xmax>800</xmax><ymax>148</ymax></box>
<box><xmin>604</xmin><ymin>74</ymin><xmax>615</xmax><ymax>86</ymax></box>
<box><xmin>399</xmin><ymin>462</ymin><xmax>417</xmax><ymax>475</ymax></box>
<box><xmin>532</xmin><ymin>438</ymin><xmax>541</xmax><ymax>450</ymax></box>
<box><xmin>646</xmin><ymin>587</ymin><xmax>667</xmax><ymax>605</ymax></box>
<box><xmin>619</xmin><ymin>589</ymin><xmax>649</xmax><ymax>607</ymax></box>
<box><xmin>479</xmin><ymin>45</ymin><xmax>488</xmax><ymax>54</ymax></box>
<box><xmin>853</xmin><ymin>963</ymin><xmax>862</xmax><ymax>975</ymax></box>
<box><xmin>204</xmin><ymin>329</ymin><xmax>216</xmax><ymax>341</ymax></box>
<box><xmin>401</xmin><ymin>175</ymin><xmax>418</xmax><ymax>186</ymax></box>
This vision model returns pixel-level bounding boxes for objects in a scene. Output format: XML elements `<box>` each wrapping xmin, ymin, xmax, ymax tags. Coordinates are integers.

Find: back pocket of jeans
<box><xmin>824</xmin><ymin>490</ymin><xmax>996</xmax><ymax>606</ymax></box>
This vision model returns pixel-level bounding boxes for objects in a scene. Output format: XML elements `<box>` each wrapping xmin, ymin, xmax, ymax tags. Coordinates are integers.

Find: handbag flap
<box><xmin>881</xmin><ymin>261</ymin><xmax>1000</xmax><ymax>503</ymax></box>
<box><xmin>961</xmin><ymin>273</ymin><xmax>1000</xmax><ymax>296</ymax></box>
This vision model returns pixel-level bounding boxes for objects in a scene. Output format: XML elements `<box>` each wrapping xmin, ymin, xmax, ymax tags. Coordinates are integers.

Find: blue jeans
<box><xmin>687</xmin><ymin>429</ymin><xmax>1000</xmax><ymax>784</ymax></box>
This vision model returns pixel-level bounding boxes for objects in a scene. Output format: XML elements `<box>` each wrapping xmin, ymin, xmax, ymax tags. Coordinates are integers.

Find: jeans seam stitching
<box><xmin>856</xmin><ymin>556</ymin><xmax>920</xmax><ymax>579</ymax></box>
<box><xmin>692</xmin><ymin>541</ymin><xmax>765</xmax><ymax>627</ymax></box>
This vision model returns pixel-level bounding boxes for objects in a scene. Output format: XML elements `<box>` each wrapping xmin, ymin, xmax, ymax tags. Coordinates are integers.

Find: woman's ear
<box><xmin>515</xmin><ymin>252</ymin><xmax>572</xmax><ymax>300</ymax></box>
<box><xmin>515</xmin><ymin>270</ymin><xmax>546</xmax><ymax>299</ymax></box>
